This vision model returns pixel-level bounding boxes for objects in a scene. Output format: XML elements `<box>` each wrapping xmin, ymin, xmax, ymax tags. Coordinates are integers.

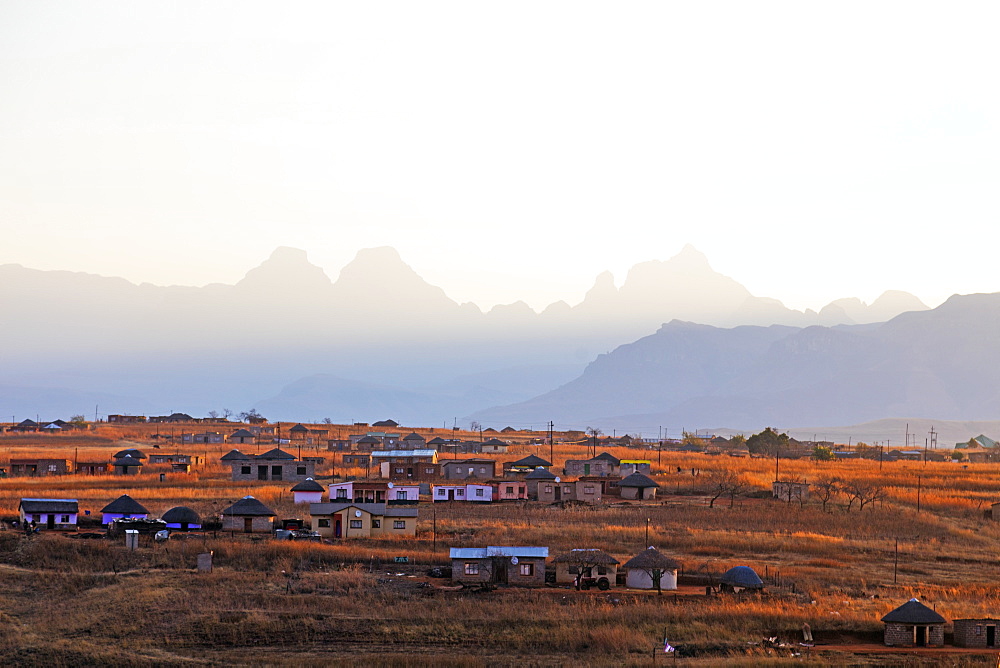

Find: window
<box><xmin>336</xmin><ymin>489</ymin><xmax>347</xmax><ymax>499</ymax></box>
<box><xmin>395</xmin><ymin>467</ymin><xmax>404</xmax><ymax>474</ymax></box>
<box><xmin>456</xmin><ymin>489</ymin><xmax>464</xmax><ymax>497</ymax></box>
<box><xmin>48</xmin><ymin>464</ymin><xmax>58</xmax><ymax>472</ymax></box>
<box><xmin>519</xmin><ymin>563</ymin><xmax>534</xmax><ymax>576</ymax></box>
<box><xmin>318</xmin><ymin>518</ymin><xmax>330</xmax><ymax>528</ymax></box>
<box><xmin>372</xmin><ymin>519</ymin><xmax>381</xmax><ymax>529</ymax></box>
<box><xmin>584</xmin><ymin>485</ymin><xmax>595</xmax><ymax>494</ymax></box>
<box><xmin>597</xmin><ymin>566</ymin><xmax>607</xmax><ymax>575</ymax></box>
<box><xmin>475</xmin><ymin>488</ymin><xmax>484</xmax><ymax>497</ymax></box>
<box><xmin>241</xmin><ymin>466</ymin><xmax>251</xmax><ymax>475</ymax></box>
<box><xmin>464</xmin><ymin>562</ymin><xmax>479</xmax><ymax>575</ymax></box>
<box><xmin>425</xmin><ymin>468</ymin><xmax>434</xmax><ymax>474</ymax></box>
<box><xmin>544</xmin><ymin>486</ymin><xmax>553</xmax><ymax>493</ymax></box>
<box><xmin>396</xmin><ymin>490</ymin><xmax>407</xmax><ymax>500</ymax></box>
<box><xmin>349</xmin><ymin>520</ymin><xmax>363</xmax><ymax>529</ymax></box>
<box><xmin>393</xmin><ymin>520</ymin><xmax>406</xmax><ymax>529</ymax></box>
<box><xmin>506</xmin><ymin>486</ymin><xmax>514</xmax><ymax>494</ymax></box>
<box><xmin>297</xmin><ymin>466</ymin><xmax>306</xmax><ymax>476</ymax></box>
<box><xmin>271</xmin><ymin>465</ymin><xmax>282</xmax><ymax>480</ymax></box>
<box><xmin>436</xmin><ymin>489</ymin><xmax>446</xmax><ymax>497</ymax></box>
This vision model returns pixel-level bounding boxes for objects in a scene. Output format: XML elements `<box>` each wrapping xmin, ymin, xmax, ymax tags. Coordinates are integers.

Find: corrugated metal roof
<box><xmin>449</xmin><ymin>546</ymin><xmax>549</xmax><ymax>559</ymax></box>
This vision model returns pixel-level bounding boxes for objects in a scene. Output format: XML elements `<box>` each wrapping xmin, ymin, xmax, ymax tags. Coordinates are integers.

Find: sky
<box><xmin>2</xmin><ymin>2</ymin><xmax>998</xmax><ymax>312</ymax></box>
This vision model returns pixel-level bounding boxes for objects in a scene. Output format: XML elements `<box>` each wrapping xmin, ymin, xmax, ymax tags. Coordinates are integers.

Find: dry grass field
<box><xmin>1</xmin><ymin>423</ymin><xmax>1000</xmax><ymax>666</ymax></box>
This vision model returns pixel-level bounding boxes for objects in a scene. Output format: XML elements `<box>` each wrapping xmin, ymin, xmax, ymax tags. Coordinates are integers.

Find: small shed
<box><xmin>553</xmin><ymin>549</ymin><xmax>620</xmax><ymax>589</ymax></box>
<box><xmin>162</xmin><ymin>506</ymin><xmax>202</xmax><ymax>530</ymax></box>
<box><xmin>221</xmin><ymin>496</ymin><xmax>276</xmax><ymax>533</ymax></box>
<box><xmin>101</xmin><ymin>495</ymin><xmax>151</xmax><ymax>525</ymax></box>
<box><xmin>720</xmin><ymin>566</ymin><xmax>764</xmax><ymax>592</ymax></box>
<box><xmin>881</xmin><ymin>598</ymin><xmax>946</xmax><ymax>647</ymax></box>
<box><xmin>622</xmin><ymin>547</ymin><xmax>680</xmax><ymax>590</ymax></box>
<box><xmin>228</xmin><ymin>430</ymin><xmax>256</xmax><ymax>445</ymax></box>
<box><xmin>291</xmin><ymin>478</ymin><xmax>325</xmax><ymax>504</ymax></box>
<box><xmin>618</xmin><ymin>472</ymin><xmax>659</xmax><ymax>500</ymax></box>
<box><xmin>772</xmin><ymin>480</ymin><xmax>809</xmax><ymax>502</ymax></box>
<box><xmin>954</xmin><ymin>619</ymin><xmax>1000</xmax><ymax>648</ymax></box>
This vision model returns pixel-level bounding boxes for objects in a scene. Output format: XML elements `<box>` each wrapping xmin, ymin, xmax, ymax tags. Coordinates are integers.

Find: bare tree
<box><xmin>207</xmin><ymin>410</ymin><xmax>219</xmax><ymax>419</ymax></box>
<box><xmin>706</xmin><ymin>470</ymin><xmax>750</xmax><ymax>508</ymax></box>
<box><xmin>813</xmin><ymin>477</ymin><xmax>841</xmax><ymax>512</ymax></box>
<box><xmin>843</xmin><ymin>482</ymin><xmax>886</xmax><ymax>512</ymax></box>
<box><xmin>222</xmin><ymin>408</ymin><xmax>233</xmax><ymax>420</ymax></box>
<box><xmin>323</xmin><ymin>417</ymin><xmax>333</xmax><ymax>425</ymax></box>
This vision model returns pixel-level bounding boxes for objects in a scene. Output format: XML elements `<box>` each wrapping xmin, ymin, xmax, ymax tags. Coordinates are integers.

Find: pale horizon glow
<box><xmin>2</xmin><ymin>2</ymin><xmax>998</xmax><ymax>314</ymax></box>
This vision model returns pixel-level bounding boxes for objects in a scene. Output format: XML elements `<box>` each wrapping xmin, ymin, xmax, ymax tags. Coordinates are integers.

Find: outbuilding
<box><xmin>954</xmin><ymin>618</ymin><xmax>1000</xmax><ymax>648</ymax></box>
<box><xmin>162</xmin><ymin>506</ymin><xmax>202</xmax><ymax>530</ymax></box>
<box><xmin>622</xmin><ymin>547</ymin><xmax>679</xmax><ymax>590</ymax></box>
<box><xmin>719</xmin><ymin>566</ymin><xmax>765</xmax><ymax>593</ymax></box>
<box><xmin>618</xmin><ymin>472</ymin><xmax>659</xmax><ymax>500</ymax></box>
<box><xmin>290</xmin><ymin>479</ymin><xmax>325</xmax><ymax>504</ymax></box>
<box><xmin>881</xmin><ymin>598</ymin><xmax>946</xmax><ymax>647</ymax></box>
<box><xmin>100</xmin><ymin>495</ymin><xmax>151</xmax><ymax>525</ymax></box>
<box><xmin>221</xmin><ymin>496</ymin><xmax>276</xmax><ymax>533</ymax></box>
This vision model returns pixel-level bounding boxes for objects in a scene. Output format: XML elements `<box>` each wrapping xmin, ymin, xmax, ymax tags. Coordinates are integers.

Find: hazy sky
<box><xmin>2</xmin><ymin>2</ymin><xmax>998</xmax><ymax>312</ymax></box>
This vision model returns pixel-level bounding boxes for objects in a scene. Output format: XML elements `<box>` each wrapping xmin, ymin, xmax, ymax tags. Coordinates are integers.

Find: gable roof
<box><xmin>222</xmin><ymin>496</ymin><xmax>276</xmax><ymax>516</ymax></box>
<box><xmin>881</xmin><ymin>598</ymin><xmax>946</xmax><ymax>624</ymax></box>
<box><xmin>593</xmin><ymin>452</ymin><xmax>621</xmax><ymax>465</ymax></box>
<box><xmin>553</xmin><ymin>549</ymin><xmax>620</xmax><ymax>565</ymax></box>
<box><xmin>257</xmin><ymin>448</ymin><xmax>296</xmax><ymax>460</ymax></box>
<box><xmin>402</xmin><ymin>432</ymin><xmax>426</xmax><ymax>441</ymax></box>
<box><xmin>525</xmin><ymin>468</ymin><xmax>557</xmax><ymax>480</ymax></box>
<box><xmin>619</xmin><ymin>472</ymin><xmax>659</xmax><ymax>488</ymax></box>
<box><xmin>483</xmin><ymin>438</ymin><xmax>507</xmax><ymax>446</ymax></box>
<box><xmin>230</xmin><ymin>429</ymin><xmax>255</xmax><ymax>438</ymax></box>
<box><xmin>623</xmin><ymin>547</ymin><xmax>680</xmax><ymax>570</ymax></box>
<box><xmin>289</xmin><ymin>423</ymin><xmax>309</xmax><ymax>432</ymax></box>
<box><xmin>19</xmin><ymin>498</ymin><xmax>78</xmax><ymax>514</ymax></box>
<box><xmin>720</xmin><ymin>566</ymin><xmax>764</xmax><ymax>588</ymax></box>
<box><xmin>372</xmin><ymin>419</ymin><xmax>399</xmax><ymax>427</ymax></box>
<box><xmin>101</xmin><ymin>494</ymin><xmax>150</xmax><ymax>515</ymax></box>
<box><xmin>356</xmin><ymin>435</ymin><xmax>382</xmax><ymax>444</ymax></box>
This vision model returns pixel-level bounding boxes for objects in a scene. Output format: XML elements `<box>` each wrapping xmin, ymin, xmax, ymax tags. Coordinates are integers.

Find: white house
<box><xmin>18</xmin><ymin>498</ymin><xmax>78</xmax><ymax>530</ymax></box>
<box><xmin>100</xmin><ymin>495</ymin><xmax>151</xmax><ymax>525</ymax></box>
<box><xmin>433</xmin><ymin>483</ymin><xmax>493</xmax><ymax>503</ymax></box>
<box><xmin>290</xmin><ymin>479</ymin><xmax>325</xmax><ymax>504</ymax></box>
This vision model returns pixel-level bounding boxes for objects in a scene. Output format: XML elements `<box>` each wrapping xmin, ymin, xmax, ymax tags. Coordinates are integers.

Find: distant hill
<box><xmin>471</xmin><ymin>292</ymin><xmax>1000</xmax><ymax>432</ymax></box>
<box><xmin>0</xmin><ymin>245</ymin><xmax>929</xmax><ymax>420</ymax></box>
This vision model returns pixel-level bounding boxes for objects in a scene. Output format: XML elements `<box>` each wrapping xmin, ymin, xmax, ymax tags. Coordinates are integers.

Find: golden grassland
<box><xmin>2</xmin><ymin>426</ymin><xmax>1000</xmax><ymax>665</ymax></box>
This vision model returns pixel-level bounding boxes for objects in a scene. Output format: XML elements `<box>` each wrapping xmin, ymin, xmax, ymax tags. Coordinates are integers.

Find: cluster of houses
<box><xmin>3</xmin><ymin>448</ymin><xmax>205</xmax><ymax>478</ymax></box>
<box><xmin>17</xmin><ymin>495</ymin><xmax>203</xmax><ymax>532</ymax></box>
<box><xmin>449</xmin><ymin>546</ymin><xmax>765</xmax><ymax>593</ymax></box>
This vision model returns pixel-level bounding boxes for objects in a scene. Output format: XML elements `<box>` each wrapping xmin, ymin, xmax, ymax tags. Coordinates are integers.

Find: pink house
<box><xmin>490</xmin><ymin>479</ymin><xmax>529</xmax><ymax>501</ymax></box>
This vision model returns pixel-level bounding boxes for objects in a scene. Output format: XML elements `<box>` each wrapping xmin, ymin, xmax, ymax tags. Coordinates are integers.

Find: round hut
<box><xmin>719</xmin><ymin>566</ymin><xmax>764</xmax><ymax>592</ymax></box>
<box><xmin>622</xmin><ymin>547</ymin><xmax>680</xmax><ymax>590</ymax></box>
<box><xmin>162</xmin><ymin>506</ymin><xmax>202</xmax><ymax>531</ymax></box>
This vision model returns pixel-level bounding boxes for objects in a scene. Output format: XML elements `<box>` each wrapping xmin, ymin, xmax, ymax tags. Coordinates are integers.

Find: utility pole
<box><xmin>893</xmin><ymin>539</ymin><xmax>898</xmax><ymax>584</ymax></box>
<box><xmin>549</xmin><ymin>421</ymin><xmax>554</xmax><ymax>466</ymax></box>
<box><xmin>928</xmin><ymin>426</ymin><xmax>937</xmax><ymax>450</ymax></box>
<box><xmin>916</xmin><ymin>476</ymin><xmax>921</xmax><ymax>513</ymax></box>
<box><xmin>645</xmin><ymin>517</ymin><xmax>650</xmax><ymax>547</ymax></box>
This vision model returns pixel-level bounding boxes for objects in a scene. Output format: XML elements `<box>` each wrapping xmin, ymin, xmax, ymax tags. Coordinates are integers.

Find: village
<box><xmin>3</xmin><ymin>415</ymin><xmax>1000</xmax><ymax>665</ymax></box>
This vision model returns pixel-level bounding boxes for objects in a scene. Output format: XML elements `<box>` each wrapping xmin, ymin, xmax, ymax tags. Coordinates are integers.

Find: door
<box><xmin>334</xmin><ymin>515</ymin><xmax>342</xmax><ymax>538</ymax></box>
<box><xmin>584</xmin><ymin>463</ymin><xmax>590</xmax><ymax>475</ymax></box>
<box><xmin>243</xmin><ymin>517</ymin><xmax>253</xmax><ymax>533</ymax></box>
<box><xmin>257</xmin><ymin>465</ymin><xmax>268</xmax><ymax>480</ymax></box>
<box><xmin>915</xmin><ymin>626</ymin><xmax>927</xmax><ymax>646</ymax></box>
<box><xmin>491</xmin><ymin>557</ymin><xmax>508</xmax><ymax>584</ymax></box>
<box><xmin>407</xmin><ymin>467</ymin><xmax>413</xmax><ymax>478</ymax></box>
<box><xmin>988</xmin><ymin>625</ymin><xmax>996</xmax><ymax>647</ymax></box>
<box><xmin>554</xmin><ymin>486</ymin><xmax>562</xmax><ymax>501</ymax></box>
<box><xmin>46</xmin><ymin>514</ymin><xmax>55</xmax><ymax>530</ymax></box>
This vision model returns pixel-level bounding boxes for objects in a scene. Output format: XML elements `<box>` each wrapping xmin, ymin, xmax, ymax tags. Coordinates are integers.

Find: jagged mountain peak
<box><xmin>236</xmin><ymin>246</ymin><xmax>332</xmax><ymax>293</ymax></box>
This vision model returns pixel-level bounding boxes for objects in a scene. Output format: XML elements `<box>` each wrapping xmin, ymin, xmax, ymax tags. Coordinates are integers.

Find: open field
<box><xmin>2</xmin><ymin>424</ymin><xmax>1000</xmax><ymax>665</ymax></box>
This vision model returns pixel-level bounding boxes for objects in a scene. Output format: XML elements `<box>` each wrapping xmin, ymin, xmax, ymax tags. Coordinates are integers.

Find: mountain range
<box><xmin>0</xmin><ymin>245</ymin><xmax>939</xmax><ymax>427</ymax></box>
